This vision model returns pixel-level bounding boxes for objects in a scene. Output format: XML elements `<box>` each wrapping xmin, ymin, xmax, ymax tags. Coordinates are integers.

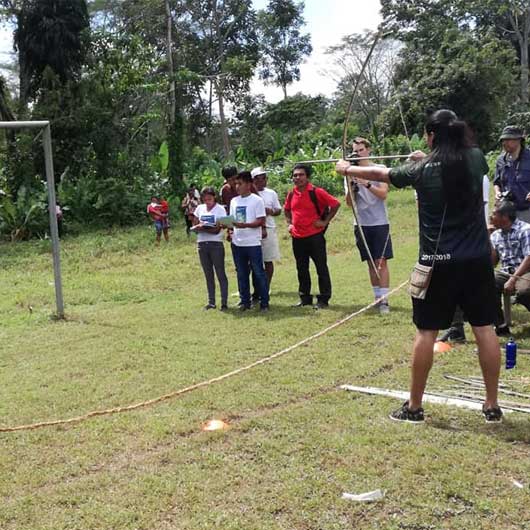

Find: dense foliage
<box><xmin>0</xmin><ymin>0</ymin><xmax>528</xmax><ymax>239</ymax></box>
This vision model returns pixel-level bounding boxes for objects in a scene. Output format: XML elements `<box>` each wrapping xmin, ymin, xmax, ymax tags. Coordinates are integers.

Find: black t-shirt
<box><xmin>389</xmin><ymin>147</ymin><xmax>490</xmax><ymax>263</ymax></box>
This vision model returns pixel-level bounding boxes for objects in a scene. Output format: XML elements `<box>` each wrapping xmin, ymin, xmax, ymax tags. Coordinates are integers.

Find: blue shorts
<box><xmin>354</xmin><ymin>224</ymin><xmax>393</xmax><ymax>262</ymax></box>
<box><xmin>154</xmin><ymin>220</ymin><xmax>166</xmax><ymax>233</ymax></box>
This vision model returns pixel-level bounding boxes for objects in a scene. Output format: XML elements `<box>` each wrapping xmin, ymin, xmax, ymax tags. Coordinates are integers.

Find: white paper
<box><xmin>342</xmin><ymin>489</ymin><xmax>385</xmax><ymax>502</ymax></box>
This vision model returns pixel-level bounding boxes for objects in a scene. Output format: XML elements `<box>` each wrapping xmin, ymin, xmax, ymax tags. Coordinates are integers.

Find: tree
<box><xmin>182</xmin><ymin>0</ymin><xmax>259</xmax><ymax>158</ymax></box>
<box><xmin>165</xmin><ymin>0</ymin><xmax>185</xmax><ymax>193</ymax></box>
<box><xmin>381</xmin><ymin>0</ymin><xmax>530</xmax><ymax>104</ymax></box>
<box><xmin>326</xmin><ymin>32</ymin><xmax>401</xmax><ymax>137</ymax></box>
<box><xmin>464</xmin><ymin>0</ymin><xmax>530</xmax><ymax>105</ymax></box>
<box><xmin>12</xmin><ymin>0</ymin><xmax>89</xmax><ymax>114</ymax></box>
<box><xmin>257</xmin><ymin>0</ymin><xmax>312</xmax><ymax>99</ymax></box>
<box><xmin>232</xmin><ymin>93</ymin><xmax>329</xmax><ymax>159</ymax></box>
<box><xmin>377</xmin><ymin>28</ymin><xmax>517</xmax><ymax>148</ymax></box>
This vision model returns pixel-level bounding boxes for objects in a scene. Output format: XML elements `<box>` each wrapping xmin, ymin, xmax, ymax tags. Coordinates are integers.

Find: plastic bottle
<box><xmin>505</xmin><ymin>338</ymin><xmax>517</xmax><ymax>369</ymax></box>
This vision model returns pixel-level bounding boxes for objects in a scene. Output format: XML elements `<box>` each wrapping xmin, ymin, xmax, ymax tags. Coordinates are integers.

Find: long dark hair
<box><xmin>425</xmin><ymin>109</ymin><xmax>475</xmax><ymax>209</ymax></box>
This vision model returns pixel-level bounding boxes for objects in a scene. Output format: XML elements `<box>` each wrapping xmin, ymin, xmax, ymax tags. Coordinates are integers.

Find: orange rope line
<box><xmin>0</xmin><ymin>281</ymin><xmax>409</xmax><ymax>433</ymax></box>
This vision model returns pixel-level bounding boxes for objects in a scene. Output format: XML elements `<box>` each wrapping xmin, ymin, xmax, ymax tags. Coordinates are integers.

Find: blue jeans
<box><xmin>231</xmin><ymin>244</ymin><xmax>269</xmax><ymax>308</ymax></box>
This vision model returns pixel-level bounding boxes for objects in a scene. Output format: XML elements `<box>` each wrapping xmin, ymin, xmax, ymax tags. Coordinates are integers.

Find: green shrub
<box><xmin>0</xmin><ymin>185</ymin><xmax>49</xmax><ymax>241</ymax></box>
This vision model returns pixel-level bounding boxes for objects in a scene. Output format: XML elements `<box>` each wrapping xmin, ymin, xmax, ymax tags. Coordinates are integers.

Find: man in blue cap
<box><xmin>494</xmin><ymin>126</ymin><xmax>530</xmax><ymax>222</ymax></box>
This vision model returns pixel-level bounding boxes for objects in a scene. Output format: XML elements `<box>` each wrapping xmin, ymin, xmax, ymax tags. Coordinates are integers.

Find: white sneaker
<box><xmin>379</xmin><ymin>302</ymin><xmax>390</xmax><ymax>315</ymax></box>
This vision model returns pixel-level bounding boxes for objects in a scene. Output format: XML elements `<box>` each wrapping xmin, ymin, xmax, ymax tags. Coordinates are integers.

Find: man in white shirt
<box><xmin>230</xmin><ymin>171</ymin><xmax>270</xmax><ymax>311</ymax></box>
<box><xmin>251</xmin><ymin>167</ymin><xmax>282</xmax><ymax>292</ymax></box>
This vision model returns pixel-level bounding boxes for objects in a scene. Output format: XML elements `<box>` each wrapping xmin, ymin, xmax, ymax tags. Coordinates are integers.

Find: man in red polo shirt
<box><xmin>284</xmin><ymin>164</ymin><xmax>340</xmax><ymax>308</ymax></box>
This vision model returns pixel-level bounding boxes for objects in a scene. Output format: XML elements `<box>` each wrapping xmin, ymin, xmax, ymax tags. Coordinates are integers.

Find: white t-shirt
<box><xmin>193</xmin><ymin>203</ymin><xmax>226</xmax><ymax>243</ymax></box>
<box><xmin>483</xmin><ymin>175</ymin><xmax>490</xmax><ymax>223</ymax></box>
<box><xmin>230</xmin><ymin>193</ymin><xmax>266</xmax><ymax>247</ymax></box>
<box><xmin>257</xmin><ymin>187</ymin><xmax>281</xmax><ymax>228</ymax></box>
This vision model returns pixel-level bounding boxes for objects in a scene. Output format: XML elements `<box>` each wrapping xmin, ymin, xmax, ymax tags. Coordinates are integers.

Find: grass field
<box><xmin>1</xmin><ymin>189</ymin><xmax>530</xmax><ymax>530</ymax></box>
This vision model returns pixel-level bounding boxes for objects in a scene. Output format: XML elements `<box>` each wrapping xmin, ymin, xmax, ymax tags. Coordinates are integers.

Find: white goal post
<box><xmin>0</xmin><ymin>121</ymin><xmax>64</xmax><ymax>319</ymax></box>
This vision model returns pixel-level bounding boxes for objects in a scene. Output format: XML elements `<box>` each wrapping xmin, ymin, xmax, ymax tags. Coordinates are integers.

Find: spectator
<box><xmin>230</xmin><ymin>171</ymin><xmax>269</xmax><ymax>312</ymax></box>
<box><xmin>192</xmin><ymin>187</ymin><xmax>229</xmax><ymax>311</ymax></box>
<box><xmin>220</xmin><ymin>166</ymin><xmax>239</xmax><ymax>215</ymax></box>
<box><xmin>251</xmin><ymin>167</ymin><xmax>282</xmax><ymax>296</ymax></box>
<box><xmin>493</xmin><ymin>126</ymin><xmax>530</xmax><ymax>222</ymax></box>
<box><xmin>284</xmin><ymin>164</ymin><xmax>340</xmax><ymax>309</ymax></box>
<box><xmin>181</xmin><ymin>187</ymin><xmax>200</xmax><ymax>237</ymax></box>
<box><xmin>490</xmin><ymin>200</ymin><xmax>530</xmax><ymax>335</ymax></box>
<box><xmin>147</xmin><ymin>196</ymin><xmax>169</xmax><ymax>245</ymax></box>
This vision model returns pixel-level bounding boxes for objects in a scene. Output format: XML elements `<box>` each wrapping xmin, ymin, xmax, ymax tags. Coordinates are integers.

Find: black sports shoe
<box><xmin>495</xmin><ymin>325</ymin><xmax>511</xmax><ymax>337</ymax></box>
<box><xmin>313</xmin><ymin>301</ymin><xmax>329</xmax><ymax>310</ymax></box>
<box><xmin>220</xmin><ymin>304</ymin><xmax>228</xmax><ymax>311</ymax></box>
<box><xmin>389</xmin><ymin>401</ymin><xmax>425</xmax><ymax>424</ymax></box>
<box><xmin>203</xmin><ymin>303</ymin><xmax>216</xmax><ymax>310</ymax></box>
<box><xmin>239</xmin><ymin>304</ymin><xmax>251</xmax><ymax>311</ymax></box>
<box><xmin>437</xmin><ymin>325</ymin><xmax>466</xmax><ymax>343</ymax></box>
<box><xmin>482</xmin><ymin>404</ymin><xmax>503</xmax><ymax>423</ymax></box>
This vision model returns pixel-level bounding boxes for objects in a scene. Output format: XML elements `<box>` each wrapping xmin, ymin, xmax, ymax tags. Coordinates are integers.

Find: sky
<box><xmin>251</xmin><ymin>0</ymin><xmax>383</xmax><ymax>102</ymax></box>
<box><xmin>0</xmin><ymin>1</ymin><xmax>383</xmax><ymax>101</ymax></box>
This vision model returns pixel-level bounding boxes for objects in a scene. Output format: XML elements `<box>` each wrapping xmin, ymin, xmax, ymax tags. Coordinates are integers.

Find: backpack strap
<box><xmin>308</xmin><ymin>187</ymin><xmax>322</xmax><ymax>216</ymax></box>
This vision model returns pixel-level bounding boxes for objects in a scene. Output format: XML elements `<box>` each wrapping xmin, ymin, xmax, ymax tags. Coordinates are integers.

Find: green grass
<box><xmin>1</xmin><ymin>189</ymin><xmax>530</xmax><ymax>530</ymax></box>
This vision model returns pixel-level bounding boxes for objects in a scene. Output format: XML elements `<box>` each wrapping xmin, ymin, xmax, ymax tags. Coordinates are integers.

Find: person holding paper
<box><xmin>230</xmin><ymin>171</ymin><xmax>270</xmax><ymax>312</ymax></box>
<box><xmin>192</xmin><ymin>187</ymin><xmax>229</xmax><ymax>311</ymax></box>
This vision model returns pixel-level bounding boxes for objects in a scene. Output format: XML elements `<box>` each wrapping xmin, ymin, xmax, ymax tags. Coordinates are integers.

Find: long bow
<box><xmin>341</xmin><ymin>31</ymin><xmax>383</xmax><ymax>281</ymax></box>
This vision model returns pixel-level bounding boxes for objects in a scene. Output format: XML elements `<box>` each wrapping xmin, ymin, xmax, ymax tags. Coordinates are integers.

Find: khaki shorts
<box><xmin>262</xmin><ymin>228</ymin><xmax>281</xmax><ymax>262</ymax></box>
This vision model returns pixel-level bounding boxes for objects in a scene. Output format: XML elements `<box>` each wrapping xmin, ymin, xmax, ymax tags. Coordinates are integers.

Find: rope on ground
<box><xmin>0</xmin><ymin>280</ymin><xmax>409</xmax><ymax>433</ymax></box>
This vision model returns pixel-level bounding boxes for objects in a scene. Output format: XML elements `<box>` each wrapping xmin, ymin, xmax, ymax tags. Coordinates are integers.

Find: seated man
<box><xmin>490</xmin><ymin>200</ymin><xmax>530</xmax><ymax>335</ymax></box>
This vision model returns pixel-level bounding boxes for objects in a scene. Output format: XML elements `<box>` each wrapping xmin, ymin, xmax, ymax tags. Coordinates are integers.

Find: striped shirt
<box><xmin>491</xmin><ymin>218</ymin><xmax>530</xmax><ymax>272</ymax></box>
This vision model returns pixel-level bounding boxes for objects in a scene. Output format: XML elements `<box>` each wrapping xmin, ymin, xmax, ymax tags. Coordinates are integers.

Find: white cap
<box><xmin>251</xmin><ymin>166</ymin><xmax>266</xmax><ymax>178</ymax></box>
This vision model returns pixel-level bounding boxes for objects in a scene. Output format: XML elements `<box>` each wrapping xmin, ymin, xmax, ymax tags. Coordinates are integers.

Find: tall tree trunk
<box><xmin>282</xmin><ymin>82</ymin><xmax>287</xmax><ymax>99</ymax></box>
<box><xmin>165</xmin><ymin>0</ymin><xmax>184</xmax><ymax>193</ymax></box>
<box><xmin>165</xmin><ymin>0</ymin><xmax>176</xmax><ymax>128</ymax></box>
<box><xmin>17</xmin><ymin>12</ymin><xmax>30</xmax><ymax>118</ymax></box>
<box><xmin>210</xmin><ymin>0</ymin><xmax>231</xmax><ymax>158</ymax></box>
<box><xmin>510</xmin><ymin>9</ymin><xmax>530</xmax><ymax>104</ymax></box>
<box><xmin>521</xmin><ymin>39</ymin><xmax>529</xmax><ymax>104</ymax></box>
<box><xmin>0</xmin><ymin>78</ymin><xmax>17</xmax><ymax>195</ymax></box>
<box><xmin>216</xmin><ymin>79</ymin><xmax>231</xmax><ymax>158</ymax></box>
<box><xmin>206</xmin><ymin>80</ymin><xmax>213</xmax><ymax>154</ymax></box>
<box><xmin>521</xmin><ymin>9</ymin><xmax>530</xmax><ymax>105</ymax></box>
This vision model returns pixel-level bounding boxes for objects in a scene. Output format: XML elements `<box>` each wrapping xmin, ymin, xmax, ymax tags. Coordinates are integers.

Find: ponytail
<box><xmin>425</xmin><ymin>110</ymin><xmax>475</xmax><ymax>210</ymax></box>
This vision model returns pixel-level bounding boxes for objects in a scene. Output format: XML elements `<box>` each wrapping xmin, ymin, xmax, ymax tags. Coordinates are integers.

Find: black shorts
<box><xmin>412</xmin><ymin>255</ymin><xmax>497</xmax><ymax>330</ymax></box>
<box><xmin>354</xmin><ymin>224</ymin><xmax>393</xmax><ymax>262</ymax></box>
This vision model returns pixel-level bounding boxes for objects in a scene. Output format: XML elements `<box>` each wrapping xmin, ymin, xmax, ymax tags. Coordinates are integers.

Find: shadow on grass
<box><xmin>223</xmin><ymin>302</ymin><xmax>411</xmax><ymax>321</ymax></box>
<box><xmin>429</xmin><ymin>415</ymin><xmax>530</xmax><ymax>444</ymax></box>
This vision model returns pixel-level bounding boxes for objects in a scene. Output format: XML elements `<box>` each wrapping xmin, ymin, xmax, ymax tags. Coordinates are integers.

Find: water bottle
<box><xmin>506</xmin><ymin>338</ymin><xmax>517</xmax><ymax>369</ymax></box>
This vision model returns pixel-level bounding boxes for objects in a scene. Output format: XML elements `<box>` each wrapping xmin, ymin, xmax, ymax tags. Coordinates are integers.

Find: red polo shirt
<box><xmin>284</xmin><ymin>183</ymin><xmax>340</xmax><ymax>238</ymax></box>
